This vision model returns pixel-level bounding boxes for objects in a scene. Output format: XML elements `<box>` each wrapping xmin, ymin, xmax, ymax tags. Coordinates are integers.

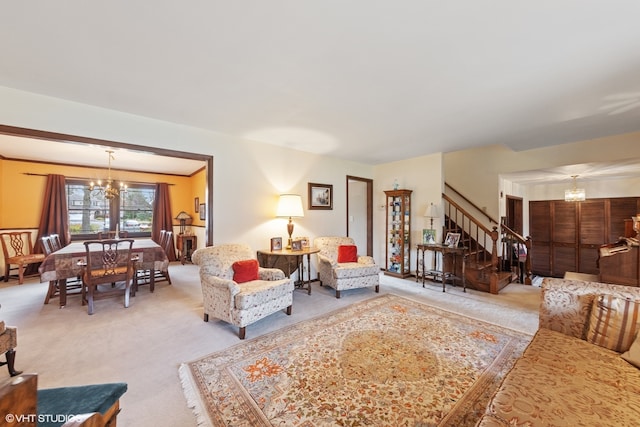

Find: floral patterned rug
<box><xmin>179</xmin><ymin>294</ymin><xmax>532</xmax><ymax>426</ymax></box>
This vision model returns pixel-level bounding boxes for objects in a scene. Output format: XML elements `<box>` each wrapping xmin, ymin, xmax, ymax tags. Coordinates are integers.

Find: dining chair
<box><xmin>79</xmin><ymin>239</ymin><xmax>138</xmax><ymax>315</ymax></box>
<box><xmin>0</xmin><ymin>231</ymin><xmax>46</xmax><ymax>284</ymax></box>
<box><xmin>97</xmin><ymin>230</ymin><xmax>128</xmax><ymax>240</ymax></box>
<box><xmin>136</xmin><ymin>230</ymin><xmax>173</xmax><ymax>292</ymax></box>
<box><xmin>41</xmin><ymin>235</ymin><xmax>82</xmax><ymax>305</ymax></box>
<box><xmin>49</xmin><ymin>234</ymin><xmax>62</xmax><ymax>251</ymax></box>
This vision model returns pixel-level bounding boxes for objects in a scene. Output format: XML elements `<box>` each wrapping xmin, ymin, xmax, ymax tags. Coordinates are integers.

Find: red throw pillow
<box><xmin>232</xmin><ymin>259</ymin><xmax>259</xmax><ymax>283</ymax></box>
<box><xmin>337</xmin><ymin>245</ymin><xmax>358</xmax><ymax>263</ymax></box>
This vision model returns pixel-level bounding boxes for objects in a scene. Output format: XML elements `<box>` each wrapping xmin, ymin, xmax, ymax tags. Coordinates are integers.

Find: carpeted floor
<box><xmin>0</xmin><ymin>264</ymin><xmax>541</xmax><ymax>426</ymax></box>
<box><xmin>180</xmin><ymin>294</ymin><xmax>532</xmax><ymax>426</ymax></box>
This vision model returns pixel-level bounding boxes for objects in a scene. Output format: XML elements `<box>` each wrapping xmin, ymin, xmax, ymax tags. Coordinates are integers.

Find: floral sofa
<box><xmin>477</xmin><ymin>277</ymin><xmax>640</xmax><ymax>426</ymax></box>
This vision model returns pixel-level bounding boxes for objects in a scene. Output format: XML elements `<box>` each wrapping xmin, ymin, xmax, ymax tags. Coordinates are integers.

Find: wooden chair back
<box><xmin>82</xmin><ymin>239</ymin><xmax>135</xmax><ymax>286</ymax></box>
<box><xmin>41</xmin><ymin>236</ymin><xmax>55</xmax><ymax>256</ymax></box>
<box><xmin>49</xmin><ymin>234</ymin><xmax>62</xmax><ymax>251</ymax></box>
<box><xmin>0</xmin><ymin>232</ymin><xmax>45</xmax><ymax>284</ymax></box>
<box><xmin>97</xmin><ymin>231</ymin><xmax>129</xmax><ymax>240</ymax></box>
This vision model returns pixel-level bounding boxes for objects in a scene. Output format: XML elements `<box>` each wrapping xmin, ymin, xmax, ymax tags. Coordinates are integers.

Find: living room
<box><xmin>2</xmin><ymin>3</ymin><xmax>640</xmax><ymax>426</ymax></box>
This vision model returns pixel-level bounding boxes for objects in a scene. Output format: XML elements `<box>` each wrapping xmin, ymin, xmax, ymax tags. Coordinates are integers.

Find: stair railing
<box><xmin>499</xmin><ymin>223</ymin><xmax>532</xmax><ymax>285</ymax></box>
<box><xmin>442</xmin><ymin>194</ymin><xmax>498</xmax><ymax>274</ymax></box>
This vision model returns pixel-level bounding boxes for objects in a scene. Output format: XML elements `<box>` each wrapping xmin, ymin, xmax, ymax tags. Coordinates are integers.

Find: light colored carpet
<box><xmin>0</xmin><ymin>265</ymin><xmax>540</xmax><ymax>426</ymax></box>
<box><xmin>180</xmin><ymin>294</ymin><xmax>532</xmax><ymax>426</ymax></box>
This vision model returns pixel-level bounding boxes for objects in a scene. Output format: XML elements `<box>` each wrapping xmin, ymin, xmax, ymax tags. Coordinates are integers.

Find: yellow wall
<box><xmin>0</xmin><ymin>158</ymin><xmax>198</xmax><ymax>229</ymax></box>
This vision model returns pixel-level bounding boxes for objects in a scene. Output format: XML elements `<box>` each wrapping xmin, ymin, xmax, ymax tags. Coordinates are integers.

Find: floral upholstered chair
<box><xmin>192</xmin><ymin>244</ymin><xmax>294</xmax><ymax>339</ymax></box>
<box><xmin>314</xmin><ymin>236</ymin><xmax>380</xmax><ymax>298</ymax></box>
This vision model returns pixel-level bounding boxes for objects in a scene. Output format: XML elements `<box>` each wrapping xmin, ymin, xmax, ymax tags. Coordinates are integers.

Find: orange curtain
<box><xmin>153</xmin><ymin>183</ymin><xmax>177</xmax><ymax>261</ymax></box>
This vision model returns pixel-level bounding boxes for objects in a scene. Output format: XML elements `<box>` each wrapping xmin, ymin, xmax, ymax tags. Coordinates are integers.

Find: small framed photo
<box><xmin>270</xmin><ymin>237</ymin><xmax>283</xmax><ymax>251</ymax></box>
<box><xmin>444</xmin><ymin>232</ymin><xmax>460</xmax><ymax>247</ymax></box>
<box><xmin>194</xmin><ymin>197</ymin><xmax>200</xmax><ymax>212</ymax></box>
<box><xmin>291</xmin><ymin>239</ymin><xmax>303</xmax><ymax>251</ymax></box>
<box><xmin>296</xmin><ymin>236</ymin><xmax>310</xmax><ymax>248</ymax></box>
<box><xmin>308</xmin><ymin>183</ymin><xmax>333</xmax><ymax>210</ymax></box>
<box><xmin>423</xmin><ymin>229</ymin><xmax>436</xmax><ymax>244</ymax></box>
<box><xmin>199</xmin><ymin>204</ymin><xmax>206</xmax><ymax>220</ymax></box>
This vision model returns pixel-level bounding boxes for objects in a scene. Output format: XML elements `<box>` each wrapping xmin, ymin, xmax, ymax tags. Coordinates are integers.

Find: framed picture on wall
<box><xmin>194</xmin><ymin>197</ymin><xmax>200</xmax><ymax>212</ymax></box>
<box><xmin>308</xmin><ymin>183</ymin><xmax>333</xmax><ymax>210</ymax></box>
<box><xmin>199</xmin><ymin>204</ymin><xmax>206</xmax><ymax>220</ymax></box>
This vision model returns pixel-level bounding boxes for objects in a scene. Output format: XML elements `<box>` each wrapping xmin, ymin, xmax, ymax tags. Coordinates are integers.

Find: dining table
<box><xmin>38</xmin><ymin>239</ymin><xmax>170</xmax><ymax>307</ymax></box>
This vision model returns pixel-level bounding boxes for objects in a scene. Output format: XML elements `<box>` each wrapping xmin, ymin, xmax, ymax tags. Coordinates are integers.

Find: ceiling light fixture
<box><xmin>89</xmin><ymin>150</ymin><xmax>127</xmax><ymax>200</ymax></box>
<box><xmin>564</xmin><ymin>175</ymin><xmax>585</xmax><ymax>202</ymax></box>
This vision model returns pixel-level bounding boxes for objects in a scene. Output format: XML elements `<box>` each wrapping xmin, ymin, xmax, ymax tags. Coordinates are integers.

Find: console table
<box><xmin>257</xmin><ymin>247</ymin><xmax>320</xmax><ymax>295</ymax></box>
<box><xmin>416</xmin><ymin>243</ymin><xmax>467</xmax><ymax>292</ymax></box>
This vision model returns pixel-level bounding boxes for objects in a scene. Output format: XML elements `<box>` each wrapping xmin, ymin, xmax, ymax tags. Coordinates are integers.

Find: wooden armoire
<box><xmin>529</xmin><ymin>197</ymin><xmax>640</xmax><ymax>277</ymax></box>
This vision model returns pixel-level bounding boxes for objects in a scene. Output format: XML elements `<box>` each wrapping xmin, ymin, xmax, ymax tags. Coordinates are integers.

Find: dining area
<box><xmin>38</xmin><ymin>232</ymin><xmax>172</xmax><ymax>314</ymax></box>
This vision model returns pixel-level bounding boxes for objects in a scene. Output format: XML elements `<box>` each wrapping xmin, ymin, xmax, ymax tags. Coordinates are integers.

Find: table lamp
<box><xmin>276</xmin><ymin>194</ymin><xmax>304</xmax><ymax>249</ymax></box>
<box><xmin>175</xmin><ymin>211</ymin><xmax>192</xmax><ymax>235</ymax></box>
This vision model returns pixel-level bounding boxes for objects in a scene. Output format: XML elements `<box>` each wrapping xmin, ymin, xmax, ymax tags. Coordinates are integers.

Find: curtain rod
<box><xmin>23</xmin><ymin>172</ymin><xmax>174</xmax><ymax>186</ymax></box>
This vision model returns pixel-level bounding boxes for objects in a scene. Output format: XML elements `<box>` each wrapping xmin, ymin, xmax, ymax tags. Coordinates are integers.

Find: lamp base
<box><xmin>286</xmin><ymin>218</ymin><xmax>294</xmax><ymax>250</ymax></box>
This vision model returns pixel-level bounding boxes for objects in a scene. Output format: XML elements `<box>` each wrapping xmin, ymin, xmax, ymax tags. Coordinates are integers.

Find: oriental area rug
<box><xmin>179</xmin><ymin>294</ymin><xmax>532</xmax><ymax>427</ymax></box>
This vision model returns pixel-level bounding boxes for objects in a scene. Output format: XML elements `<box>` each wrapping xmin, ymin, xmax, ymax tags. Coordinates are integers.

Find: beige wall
<box><xmin>0</xmin><ymin>86</ymin><xmax>374</xmax><ymax>267</ymax></box>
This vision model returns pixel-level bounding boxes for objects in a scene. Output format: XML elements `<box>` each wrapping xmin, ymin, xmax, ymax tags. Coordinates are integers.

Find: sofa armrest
<box><xmin>258</xmin><ymin>267</ymin><xmax>286</xmax><ymax>281</ymax></box>
<box><xmin>200</xmin><ymin>274</ymin><xmax>241</xmax><ymax>297</ymax></box>
<box><xmin>357</xmin><ymin>256</ymin><xmax>376</xmax><ymax>265</ymax></box>
<box><xmin>318</xmin><ymin>253</ymin><xmax>337</xmax><ymax>269</ymax></box>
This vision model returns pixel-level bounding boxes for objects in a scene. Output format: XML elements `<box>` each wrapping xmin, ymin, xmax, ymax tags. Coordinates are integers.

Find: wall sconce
<box><xmin>276</xmin><ymin>194</ymin><xmax>304</xmax><ymax>249</ymax></box>
<box><xmin>175</xmin><ymin>211</ymin><xmax>192</xmax><ymax>235</ymax></box>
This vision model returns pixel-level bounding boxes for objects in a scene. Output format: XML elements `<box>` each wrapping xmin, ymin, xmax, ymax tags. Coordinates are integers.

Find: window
<box><xmin>66</xmin><ymin>180</ymin><xmax>155</xmax><ymax>238</ymax></box>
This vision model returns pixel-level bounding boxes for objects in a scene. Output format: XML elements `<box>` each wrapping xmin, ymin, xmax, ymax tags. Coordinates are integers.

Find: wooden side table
<box><xmin>416</xmin><ymin>243</ymin><xmax>467</xmax><ymax>292</ymax></box>
<box><xmin>177</xmin><ymin>235</ymin><xmax>197</xmax><ymax>264</ymax></box>
<box><xmin>257</xmin><ymin>247</ymin><xmax>320</xmax><ymax>295</ymax></box>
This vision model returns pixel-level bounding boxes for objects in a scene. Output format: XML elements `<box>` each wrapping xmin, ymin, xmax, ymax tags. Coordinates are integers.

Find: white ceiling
<box><xmin>1</xmin><ymin>2</ymin><xmax>640</xmax><ymax>178</ymax></box>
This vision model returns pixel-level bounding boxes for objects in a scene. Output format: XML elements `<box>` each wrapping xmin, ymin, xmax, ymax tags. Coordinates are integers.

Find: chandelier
<box><xmin>564</xmin><ymin>175</ymin><xmax>585</xmax><ymax>202</ymax></box>
<box><xmin>89</xmin><ymin>150</ymin><xmax>127</xmax><ymax>200</ymax></box>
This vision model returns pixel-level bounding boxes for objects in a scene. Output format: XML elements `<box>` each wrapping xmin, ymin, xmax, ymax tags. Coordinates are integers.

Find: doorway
<box><xmin>346</xmin><ymin>176</ymin><xmax>373</xmax><ymax>256</ymax></box>
<box><xmin>505</xmin><ymin>195</ymin><xmax>523</xmax><ymax>234</ymax></box>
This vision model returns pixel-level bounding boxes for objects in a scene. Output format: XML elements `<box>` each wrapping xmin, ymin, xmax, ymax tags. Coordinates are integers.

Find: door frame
<box><xmin>346</xmin><ymin>175</ymin><xmax>373</xmax><ymax>256</ymax></box>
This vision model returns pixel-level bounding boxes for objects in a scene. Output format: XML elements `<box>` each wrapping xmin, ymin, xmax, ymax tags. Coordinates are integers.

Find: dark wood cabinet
<box><xmin>177</xmin><ymin>234</ymin><xmax>197</xmax><ymax>264</ymax></box>
<box><xmin>530</xmin><ymin>197</ymin><xmax>640</xmax><ymax>277</ymax></box>
<box><xmin>599</xmin><ymin>246</ymin><xmax>639</xmax><ymax>287</ymax></box>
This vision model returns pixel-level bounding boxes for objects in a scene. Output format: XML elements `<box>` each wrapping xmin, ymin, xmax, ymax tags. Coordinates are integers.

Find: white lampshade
<box><xmin>424</xmin><ymin>203</ymin><xmax>438</xmax><ymax>218</ymax></box>
<box><xmin>276</xmin><ymin>194</ymin><xmax>304</xmax><ymax>218</ymax></box>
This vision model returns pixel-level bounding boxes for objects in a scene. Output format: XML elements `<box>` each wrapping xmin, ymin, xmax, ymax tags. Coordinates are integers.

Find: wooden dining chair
<box><xmin>97</xmin><ymin>231</ymin><xmax>128</xmax><ymax>240</ymax></box>
<box><xmin>79</xmin><ymin>239</ymin><xmax>138</xmax><ymax>315</ymax></box>
<box><xmin>0</xmin><ymin>232</ymin><xmax>46</xmax><ymax>284</ymax></box>
<box><xmin>136</xmin><ymin>230</ymin><xmax>172</xmax><ymax>292</ymax></box>
<box><xmin>41</xmin><ymin>235</ymin><xmax>82</xmax><ymax>305</ymax></box>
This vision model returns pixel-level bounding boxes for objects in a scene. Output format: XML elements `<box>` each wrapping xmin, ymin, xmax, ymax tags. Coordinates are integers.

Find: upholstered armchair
<box><xmin>314</xmin><ymin>236</ymin><xmax>380</xmax><ymax>298</ymax></box>
<box><xmin>192</xmin><ymin>244</ymin><xmax>294</xmax><ymax>339</ymax></box>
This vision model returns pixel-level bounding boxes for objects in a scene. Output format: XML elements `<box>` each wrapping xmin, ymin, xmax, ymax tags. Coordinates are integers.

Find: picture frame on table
<box><xmin>423</xmin><ymin>229</ymin><xmax>436</xmax><ymax>244</ymax></box>
<box><xmin>308</xmin><ymin>183</ymin><xmax>333</xmax><ymax>210</ymax></box>
<box><xmin>291</xmin><ymin>239</ymin><xmax>303</xmax><ymax>251</ymax></box>
<box><xmin>199</xmin><ymin>204</ymin><xmax>206</xmax><ymax>220</ymax></box>
<box><xmin>270</xmin><ymin>237</ymin><xmax>283</xmax><ymax>251</ymax></box>
<box><xmin>194</xmin><ymin>197</ymin><xmax>200</xmax><ymax>212</ymax></box>
<box><xmin>444</xmin><ymin>232</ymin><xmax>460</xmax><ymax>247</ymax></box>
<box><xmin>296</xmin><ymin>237</ymin><xmax>310</xmax><ymax>248</ymax></box>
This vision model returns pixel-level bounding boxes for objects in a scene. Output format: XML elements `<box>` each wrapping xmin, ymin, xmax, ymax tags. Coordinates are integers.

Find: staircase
<box><xmin>442</xmin><ymin>188</ymin><xmax>532</xmax><ymax>294</ymax></box>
